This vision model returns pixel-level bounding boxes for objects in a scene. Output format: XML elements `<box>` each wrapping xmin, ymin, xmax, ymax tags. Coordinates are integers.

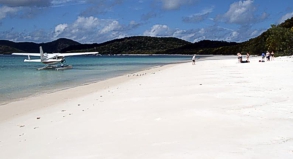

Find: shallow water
<box><xmin>0</xmin><ymin>55</ymin><xmax>192</xmax><ymax>104</ymax></box>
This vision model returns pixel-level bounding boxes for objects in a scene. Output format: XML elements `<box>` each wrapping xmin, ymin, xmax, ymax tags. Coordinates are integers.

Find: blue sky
<box><xmin>0</xmin><ymin>0</ymin><xmax>293</xmax><ymax>44</ymax></box>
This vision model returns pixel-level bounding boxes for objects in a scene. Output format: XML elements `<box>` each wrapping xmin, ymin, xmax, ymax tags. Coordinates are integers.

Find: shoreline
<box><xmin>0</xmin><ymin>55</ymin><xmax>234</xmax><ymax>107</ymax></box>
<box><xmin>0</xmin><ymin>63</ymin><xmax>176</xmax><ymax>122</ymax></box>
<box><xmin>0</xmin><ymin>54</ymin><xmax>194</xmax><ymax>106</ymax></box>
<box><xmin>1</xmin><ymin>55</ymin><xmax>293</xmax><ymax>158</ymax></box>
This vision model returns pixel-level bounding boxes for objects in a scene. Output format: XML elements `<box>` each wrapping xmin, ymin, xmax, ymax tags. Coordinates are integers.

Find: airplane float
<box><xmin>12</xmin><ymin>46</ymin><xmax>98</xmax><ymax>70</ymax></box>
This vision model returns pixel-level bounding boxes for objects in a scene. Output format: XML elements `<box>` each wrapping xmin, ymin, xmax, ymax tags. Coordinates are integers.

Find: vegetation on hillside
<box><xmin>265</xmin><ymin>25</ymin><xmax>293</xmax><ymax>56</ymax></box>
<box><xmin>0</xmin><ymin>45</ymin><xmax>23</xmax><ymax>54</ymax></box>
<box><xmin>206</xmin><ymin>17</ymin><xmax>293</xmax><ymax>56</ymax></box>
<box><xmin>61</xmin><ymin>36</ymin><xmax>191</xmax><ymax>54</ymax></box>
<box><xmin>160</xmin><ymin>40</ymin><xmax>238</xmax><ymax>54</ymax></box>
<box><xmin>41</xmin><ymin>38</ymin><xmax>80</xmax><ymax>53</ymax></box>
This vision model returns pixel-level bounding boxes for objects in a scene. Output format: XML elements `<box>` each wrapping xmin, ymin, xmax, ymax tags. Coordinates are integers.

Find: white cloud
<box><xmin>159</xmin><ymin>0</ymin><xmax>197</xmax><ymax>10</ymax></box>
<box><xmin>193</xmin><ymin>27</ymin><xmax>237</xmax><ymax>42</ymax></box>
<box><xmin>173</xmin><ymin>29</ymin><xmax>195</xmax><ymax>41</ymax></box>
<box><xmin>231</xmin><ymin>31</ymin><xmax>239</xmax><ymax>38</ymax></box>
<box><xmin>73</xmin><ymin>16</ymin><xmax>100</xmax><ymax>30</ymax></box>
<box><xmin>52</xmin><ymin>16</ymin><xmax>127</xmax><ymax>43</ymax></box>
<box><xmin>99</xmin><ymin>20</ymin><xmax>121</xmax><ymax>34</ymax></box>
<box><xmin>0</xmin><ymin>28</ymin><xmax>52</xmax><ymax>42</ymax></box>
<box><xmin>223</xmin><ymin>0</ymin><xmax>255</xmax><ymax>24</ymax></box>
<box><xmin>0</xmin><ymin>15</ymin><xmax>130</xmax><ymax>43</ymax></box>
<box><xmin>219</xmin><ymin>0</ymin><xmax>268</xmax><ymax>25</ymax></box>
<box><xmin>278</xmin><ymin>12</ymin><xmax>293</xmax><ymax>24</ymax></box>
<box><xmin>54</xmin><ymin>24</ymin><xmax>68</xmax><ymax>38</ymax></box>
<box><xmin>0</xmin><ymin>6</ymin><xmax>19</xmax><ymax>19</ymax></box>
<box><xmin>143</xmin><ymin>23</ymin><xmax>264</xmax><ymax>43</ymax></box>
<box><xmin>143</xmin><ymin>24</ymin><xmax>172</xmax><ymax>37</ymax></box>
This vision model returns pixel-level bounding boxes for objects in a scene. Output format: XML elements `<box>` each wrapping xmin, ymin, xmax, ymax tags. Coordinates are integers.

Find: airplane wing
<box><xmin>12</xmin><ymin>53</ymin><xmax>41</xmax><ymax>56</ymax></box>
<box><xmin>56</xmin><ymin>52</ymin><xmax>98</xmax><ymax>57</ymax></box>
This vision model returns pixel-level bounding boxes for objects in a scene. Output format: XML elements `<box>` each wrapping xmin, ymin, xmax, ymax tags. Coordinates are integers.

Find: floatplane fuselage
<box><xmin>13</xmin><ymin>46</ymin><xmax>98</xmax><ymax>70</ymax></box>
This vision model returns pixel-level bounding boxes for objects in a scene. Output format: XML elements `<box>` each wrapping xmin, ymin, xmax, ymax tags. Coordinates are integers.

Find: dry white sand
<box><xmin>1</xmin><ymin>56</ymin><xmax>293</xmax><ymax>159</ymax></box>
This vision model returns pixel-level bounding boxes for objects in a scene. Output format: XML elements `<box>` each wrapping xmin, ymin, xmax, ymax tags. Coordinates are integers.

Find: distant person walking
<box><xmin>246</xmin><ymin>52</ymin><xmax>250</xmax><ymax>62</ymax></box>
<box><xmin>271</xmin><ymin>51</ymin><xmax>274</xmax><ymax>61</ymax></box>
<box><xmin>261</xmin><ymin>52</ymin><xmax>265</xmax><ymax>61</ymax></box>
<box><xmin>266</xmin><ymin>51</ymin><xmax>270</xmax><ymax>61</ymax></box>
<box><xmin>237</xmin><ymin>52</ymin><xmax>242</xmax><ymax>63</ymax></box>
<box><xmin>192</xmin><ymin>54</ymin><xmax>196</xmax><ymax>65</ymax></box>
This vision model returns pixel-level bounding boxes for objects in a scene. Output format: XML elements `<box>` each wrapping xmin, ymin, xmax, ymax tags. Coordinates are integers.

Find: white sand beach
<box><xmin>1</xmin><ymin>56</ymin><xmax>293</xmax><ymax>159</ymax></box>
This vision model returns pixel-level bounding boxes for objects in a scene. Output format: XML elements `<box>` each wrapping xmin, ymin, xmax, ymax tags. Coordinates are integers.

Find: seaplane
<box><xmin>12</xmin><ymin>46</ymin><xmax>98</xmax><ymax>70</ymax></box>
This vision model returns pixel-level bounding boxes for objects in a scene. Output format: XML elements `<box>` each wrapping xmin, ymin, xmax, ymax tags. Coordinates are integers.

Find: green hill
<box><xmin>62</xmin><ymin>37</ymin><xmax>238</xmax><ymax>55</ymax></box>
<box><xmin>61</xmin><ymin>36</ymin><xmax>191</xmax><ymax>54</ymax></box>
<box><xmin>160</xmin><ymin>40</ymin><xmax>238</xmax><ymax>54</ymax></box>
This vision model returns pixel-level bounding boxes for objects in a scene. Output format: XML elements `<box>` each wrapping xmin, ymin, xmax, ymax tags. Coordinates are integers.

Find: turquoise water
<box><xmin>0</xmin><ymin>55</ymin><xmax>192</xmax><ymax>104</ymax></box>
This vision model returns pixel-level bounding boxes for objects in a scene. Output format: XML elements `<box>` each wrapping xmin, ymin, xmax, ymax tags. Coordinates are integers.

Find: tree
<box><xmin>266</xmin><ymin>25</ymin><xmax>293</xmax><ymax>55</ymax></box>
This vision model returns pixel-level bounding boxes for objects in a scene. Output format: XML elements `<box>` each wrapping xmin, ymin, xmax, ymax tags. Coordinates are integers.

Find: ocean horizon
<box><xmin>0</xmin><ymin>54</ymin><xmax>195</xmax><ymax>105</ymax></box>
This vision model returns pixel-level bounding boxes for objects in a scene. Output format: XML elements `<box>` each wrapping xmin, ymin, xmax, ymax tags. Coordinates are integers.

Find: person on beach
<box><xmin>261</xmin><ymin>52</ymin><xmax>265</xmax><ymax>61</ymax></box>
<box><xmin>192</xmin><ymin>54</ymin><xmax>196</xmax><ymax>65</ymax></box>
<box><xmin>237</xmin><ymin>53</ymin><xmax>242</xmax><ymax>63</ymax></box>
<box><xmin>271</xmin><ymin>51</ymin><xmax>274</xmax><ymax>60</ymax></box>
<box><xmin>246</xmin><ymin>52</ymin><xmax>250</xmax><ymax>62</ymax></box>
<box><xmin>237</xmin><ymin>52</ymin><xmax>250</xmax><ymax>63</ymax></box>
<box><xmin>266</xmin><ymin>51</ymin><xmax>270</xmax><ymax>61</ymax></box>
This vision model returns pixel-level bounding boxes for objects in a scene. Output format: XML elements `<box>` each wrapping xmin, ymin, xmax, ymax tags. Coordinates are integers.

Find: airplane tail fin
<box><xmin>40</xmin><ymin>46</ymin><xmax>45</xmax><ymax>61</ymax></box>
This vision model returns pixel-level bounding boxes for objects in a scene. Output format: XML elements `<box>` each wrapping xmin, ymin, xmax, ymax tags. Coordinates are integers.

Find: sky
<box><xmin>0</xmin><ymin>0</ymin><xmax>293</xmax><ymax>44</ymax></box>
